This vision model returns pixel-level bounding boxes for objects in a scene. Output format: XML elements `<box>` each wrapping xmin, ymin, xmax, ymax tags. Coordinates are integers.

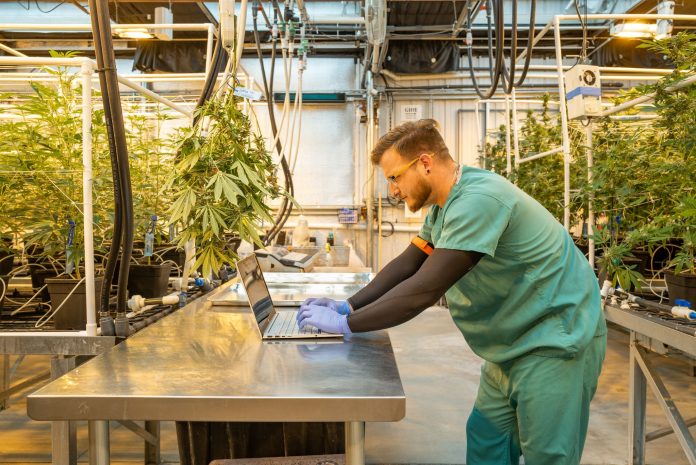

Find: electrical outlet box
<box><xmin>154</xmin><ymin>7</ymin><xmax>173</xmax><ymax>40</ymax></box>
<box><xmin>565</xmin><ymin>65</ymin><xmax>602</xmax><ymax>120</ymax></box>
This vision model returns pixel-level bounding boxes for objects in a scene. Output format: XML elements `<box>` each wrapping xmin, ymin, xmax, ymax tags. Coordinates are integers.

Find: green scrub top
<box><xmin>420</xmin><ymin>166</ymin><xmax>605</xmax><ymax>363</ymax></box>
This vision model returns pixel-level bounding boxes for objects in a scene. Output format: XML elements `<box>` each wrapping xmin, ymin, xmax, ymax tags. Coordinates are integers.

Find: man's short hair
<box><xmin>371</xmin><ymin>118</ymin><xmax>451</xmax><ymax>164</ymax></box>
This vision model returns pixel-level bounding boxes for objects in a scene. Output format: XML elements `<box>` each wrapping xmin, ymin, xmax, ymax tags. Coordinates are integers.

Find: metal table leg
<box><xmin>629</xmin><ymin>337</ymin><xmax>647</xmax><ymax>465</ymax></box>
<box><xmin>345</xmin><ymin>421</ymin><xmax>365</xmax><ymax>465</ymax></box>
<box><xmin>144</xmin><ymin>420</ymin><xmax>160</xmax><ymax>465</ymax></box>
<box><xmin>51</xmin><ymin>356</ymin><xmax>77</xmax><ymax>465</ymax></box>
<box><xmin>89</xmin><ymin>420</ymin><xmax>110</xmax><ymax>465</ymax></box>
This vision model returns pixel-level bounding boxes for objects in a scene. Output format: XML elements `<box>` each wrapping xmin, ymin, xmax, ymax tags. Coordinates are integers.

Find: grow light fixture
<box><xmin>114</xmin><ymin>28</ymin><xmax>154</xmax><ymax>39</ymax></box>
<box><xmin>611</xmin><ymin>1</ymin><xmax>675</xmax><ymax>40</ymax></box>
<box><xmin>610</xmin><ymin>22</ymin><xmax>656</xmax><ymax>39</ymax></box>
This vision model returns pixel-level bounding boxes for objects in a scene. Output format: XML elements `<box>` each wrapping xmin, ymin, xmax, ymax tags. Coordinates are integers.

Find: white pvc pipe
<box><xmin>586</xmin><ymin>124</ymin><xmax>595</xmax><ymax>270</ymax></box>
<box><xmin>523</xmin><ymin>14</ymin><xmax>696</xmax><ymax>67</ymax></box>
<box><xmin>0</xmin><ymin>57</ymin><xmax>193</xmax><ymax>117</ymax></box>
<box><xmin>205</xmin><ymin>24</ymin><xmax>215</xmax><ymax>75</ymax></box>
<box><xmin>306</xmin><ymin>17</ymin><xmax>365</xmax><ymax>25</ymax></box>
<box><xmin>234</xmin><ymin>0</ymin><xmax>249</xmax><ymax>74</ymax></box>
<box><xmin>518</xmin><ymin>146</ymin><xmax>563</xmax><ymax>164</ymax></box>
<box><xmin>601</xmin><ymin>73</ymin><xmax>696</xmax><ymax>117</ymax></box>
<box><xmin>0</xmin><ymin>43</ymin><xmax>26</xmax><ymax>57</ymax></box>
<box><xmin>0</xmin><ymin>56</ymin><xmax>86</xmax><ymax>66</ymax></box>
<box><xmin>473</xmin><ymin>101</ymin><xmax>481</xmax><ymax>162</ymax></box>
<box><xmin>380</xmin><ymin>69</ymin><xmax>663</xmax><ymax>83</ymax></box>
<box><xmin>476</xmin><ymin>99</ymin><xmax>561</xmax><ymax>106</ymax></box>
<box><xmin>554</xmin><ymin>13</ymin><xmax>696</xmax><ymax>21</ymax></box>
<box><xmin>80</xmin><ymin>59</ymin><xmax>96</xmax><ymax>337</ymax></box>
<box><xmin>504</xmin><ymin>94</ymin><xmax>512</xmax><ymax>175</ymax></box>
<box><xmin>511</xmin><ymin>88</ymin><xmax>520</xmax><ymax>168</ymax></box>
<box><xmin>0</xmin><ymin>23</ymin><xmax>213</xmax><ymax>31</ymax></box>
<box><xmin>115</xmin><ymin>76</ymin><xmax>193</xmax><ymax>117</ymax></box>
<box><xmin>554</xmin><ymin>16</ymin><xmax>572</xmax><ymax>231</ymax></box>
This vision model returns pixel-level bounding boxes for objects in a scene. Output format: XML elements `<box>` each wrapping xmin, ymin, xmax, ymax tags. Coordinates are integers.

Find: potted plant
<box><xmin>661</xmin><ymin>196</ymin><xmax>696</xmax><ymax>306</ymax></box>
<box><xmin>0</xmin><ymin>52</ymin><xmax>113</xmax><ymax>325</ymax></box>
<box><xmin>124</xmin><ymin>107</ymin><xmax>176</xmax><ymax>297</ymax></box>
<box><xmin>166</xmin><ymin>93</ymin><xmax>288</xmax><ymax>279</ymax></box>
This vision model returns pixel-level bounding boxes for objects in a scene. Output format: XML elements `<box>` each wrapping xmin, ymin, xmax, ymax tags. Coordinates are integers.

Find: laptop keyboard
<box><xmin>264</xmin><ymin>311</ymin><xmax>320</xmax><ymax>338</ymax></box>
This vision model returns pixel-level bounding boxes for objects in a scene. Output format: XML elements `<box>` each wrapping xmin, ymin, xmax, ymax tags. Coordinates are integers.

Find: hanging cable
<box><xmin>88</xmin><ymin>0</ymin><xmax>135</xmax><ymax>336</ymax></box>
<box><xmin>262</xmin><ymin>4</ymin><xmax>295</xmax><ymax>246</ymax></box>
<box><xmin>466</xmin><ymin>0</ymin><xmax>504</xmax><ymax>99</ymax></box>
<box><xmin>574</xmin><ymin>0</ymin><xmax>589</xmax><ymax>63</ymax></box>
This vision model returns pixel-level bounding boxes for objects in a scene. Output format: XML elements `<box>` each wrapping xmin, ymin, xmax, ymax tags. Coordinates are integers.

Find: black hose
<box><xmin>514</xmin><ymin>0</ymin><xmax>535</xmax><ymax>87</ymax></box>
<box><xmin>258</xmin><ymin>9</ymin><xmax>294</xmax><ymax>246</ymax></box>
<box><xmin>91</xmin><ymin>0</ymin><xmax>134</xmax><ymax>316</ymax></box>
<box><xmin>86</xmin><ymin>0</ymin><xmax>120</xmax><ymax>316</ymax></box>
<box><xmin>467</xmin><ymin>0</ymin><xmax>504</xmax><ymax>99</ymax></box>
<box><xmin>253</xmin><ymin>13</ymin><xmax>282</xmax><ymax>157</ymax></box>
<box><xmin>193</xmin><ymin>33</ymin><xmax>229</xmax><ymax>126</ymax></box>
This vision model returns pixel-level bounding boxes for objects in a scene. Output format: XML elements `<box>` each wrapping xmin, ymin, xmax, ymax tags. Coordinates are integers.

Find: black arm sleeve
<box><xmin>347</xmin><ymin>243</ymin><xmax>429</xmax><ymax>310</ymax></box>
<box><xmin>346</xmin><ymin>248</ymin><xmax>483</xmax><ymax>332</ymax></box>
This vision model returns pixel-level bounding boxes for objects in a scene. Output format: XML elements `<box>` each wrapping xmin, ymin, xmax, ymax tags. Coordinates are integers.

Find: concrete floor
<box><xmin>2</xmin><ymin>307</ymin><xmax>696</xmax><ymax>464</ymax></box>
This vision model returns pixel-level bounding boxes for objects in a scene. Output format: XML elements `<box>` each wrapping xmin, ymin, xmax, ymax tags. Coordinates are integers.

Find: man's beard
<box><xmin>405</xmin><ymin>175</ymin><xmax>432</xmax><ymax>212</ymax></box>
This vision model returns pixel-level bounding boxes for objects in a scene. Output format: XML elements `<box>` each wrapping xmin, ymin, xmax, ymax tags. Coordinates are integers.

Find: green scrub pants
<box><xmin>466</xmin><ymin>332</ymin><xmax>606</xmax><ymax>465</ymax></box>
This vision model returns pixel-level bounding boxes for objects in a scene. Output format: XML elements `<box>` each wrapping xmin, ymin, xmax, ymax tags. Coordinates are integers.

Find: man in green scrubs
<box><xmin>298</xmin><ymin>119</ymin><xmax>606</xmax><ymax>464</ymax></box>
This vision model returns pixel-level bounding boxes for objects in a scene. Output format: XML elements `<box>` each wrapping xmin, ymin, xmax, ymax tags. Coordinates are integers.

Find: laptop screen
<box><xmin>236</xmin><ymin>254</ymin><xmax>274</xmax><ymax>324</ymax></box>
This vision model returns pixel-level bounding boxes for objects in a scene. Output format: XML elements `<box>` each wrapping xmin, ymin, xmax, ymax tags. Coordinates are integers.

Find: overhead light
<box><xmin>610</xmin><ymin>22</ymin><xmax>657</xmax><ymax>39</ymax></box>
<box><xmin>114</xmin><ymin>28</ymin><xmax>154</xmax><ymax>39</ymax></box>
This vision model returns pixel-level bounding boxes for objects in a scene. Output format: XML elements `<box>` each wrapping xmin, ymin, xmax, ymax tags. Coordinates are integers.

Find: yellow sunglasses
<box><xmin>386</xmin><ymin>157</ymin><xmax>419</xmax><ymax>185</ymax></box>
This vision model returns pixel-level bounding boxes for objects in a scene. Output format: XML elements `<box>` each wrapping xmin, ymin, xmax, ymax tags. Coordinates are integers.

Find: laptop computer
<box><xmin>236</xmin><ymin>254</ymin><xmax>344</xmax><ymax>340</ymax></box>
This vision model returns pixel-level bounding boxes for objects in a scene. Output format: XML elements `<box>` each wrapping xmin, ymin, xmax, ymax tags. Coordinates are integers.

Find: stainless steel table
<box><xmin>604</xmin><ymin>302</ymin><xmax>696</xmax><ymax>465</ymax></box>
<box><xmin>27</xmin><ymin>280</ymin><xmax>405</xmax><ymax>465</ymax></box>
<box><xmin>210</xmin><ymin>272</ymin><xmax>373</xmax><ymax>307</ymax></box>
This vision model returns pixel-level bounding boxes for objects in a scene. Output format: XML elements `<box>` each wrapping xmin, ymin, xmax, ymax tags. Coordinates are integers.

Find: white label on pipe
<box><xmin>234</xmin><ymin>87</ymin><xmax>263</xmax><ymax>101</ymax></box>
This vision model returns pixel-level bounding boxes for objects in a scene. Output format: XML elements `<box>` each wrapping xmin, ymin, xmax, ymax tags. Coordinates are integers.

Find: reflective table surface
<box><xmin>211</xmin><ymin>281</ymin><xmax>366</xmax><ymax>306</ymax></box>
<box><xmin>262</xmin><ymin>273</ymin><xmax>373</xmax><ymax>285</ymax></box>
<box><xmin>211</xmin><ymin>272</ymin><xmax>373</xmax><ymax>307</ymax></box>
<box><xmin>27</xmin><ymin>280</ymin><xmax>405</xmax><ymax>423</ymax></box>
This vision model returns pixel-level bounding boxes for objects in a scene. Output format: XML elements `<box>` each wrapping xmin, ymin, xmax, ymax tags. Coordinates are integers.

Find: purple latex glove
<box><xmin>300</xmin><ymin>298</ymin><xmax>352</xmax><ymax>315</ymax></box>
<box><xmin>297</xmin><ymin>304</ymin><xmax>352</xmax><ymax>334</ymax></box>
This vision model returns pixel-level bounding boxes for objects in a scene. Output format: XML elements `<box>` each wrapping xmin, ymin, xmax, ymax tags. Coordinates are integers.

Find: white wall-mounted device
<box><xmin>565</xmin><ymin>65</ymin><xmax>602</xmax><ymax>120</ymax></box>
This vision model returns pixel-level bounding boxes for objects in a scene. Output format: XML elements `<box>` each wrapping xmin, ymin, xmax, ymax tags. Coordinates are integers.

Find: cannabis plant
<box><xmin>166</xmin><ymin>94</ymin><xmax>286</xmax><ymax>277</ymax></box>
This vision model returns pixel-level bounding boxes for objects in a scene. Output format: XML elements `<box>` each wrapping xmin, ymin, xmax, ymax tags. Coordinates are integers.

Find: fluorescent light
<box><xmin>610</xmin><ymin>22</ymin><xmax>657</xmax><ymax>39</ymax></box>
<box><xmin>114</xmin><ymin>28</ymin><xmax>154</xmax><ymax>39</ymax></box>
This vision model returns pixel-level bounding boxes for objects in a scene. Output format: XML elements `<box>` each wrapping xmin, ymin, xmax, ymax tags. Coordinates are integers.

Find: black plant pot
<box><xmin>665</xmin><ymin>271</ymin><xmax>696</xmax><ymax>307</ymax></box>
<box><xmin>0</xmin><ymin>249</ymin><xmax>14</xmax><ymax>276</ymax></box>
<box><xmin>30</xmin><ymin>268</ymin><xmax>61</xmax><ymax>301</ymax></box>
<box><xmin>45</xmin><ymin>277</ymin><xmax>104</xmax><ymax>330</ymax></box>
<box><xmin>158</xmin><ymin>247</ymin><xmax>186</xmax><ymax>274</ymax></box>
<box><xmin>127</xmin><ymin>263</ymin><xmax>172</xmax><ymax>298</ymax></box>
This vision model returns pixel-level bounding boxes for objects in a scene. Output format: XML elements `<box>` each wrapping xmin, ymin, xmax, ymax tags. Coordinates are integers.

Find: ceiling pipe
<box><xmin>296</xmin><ymin>0</ymin><xmax>310</xmax><ymax>24</ymax></box>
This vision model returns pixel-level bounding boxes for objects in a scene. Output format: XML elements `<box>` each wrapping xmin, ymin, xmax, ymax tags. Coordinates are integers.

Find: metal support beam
<box><xmin>366</xmin><ymin>71</ymin><xmax>375</xmax><ymax>270</ymax></box>
<box><xmin>116</xmin><ymin>420</ymin><xmax>159</xmax><ymax>445</ymax></box>
<box><xmin>0</xmin><ymin>370</ymin><xmax>50</xmax><ymax>403</ymax></box>
<box><xmin>629</xmin><ymin>337</ymin><xmax>647</xmax><ymax>465</ymax></box>
<box><xmin>633</xmin><ymin>343</ymin><xmax>696</xmax><ymax>465</ymax></box>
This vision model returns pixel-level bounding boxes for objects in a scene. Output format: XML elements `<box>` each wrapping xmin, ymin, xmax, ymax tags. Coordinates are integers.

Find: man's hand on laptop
<box><xmin>297</xmin><ymin>304</ymin><xmax>352</xmax><ymax>335</ymax></box>
<box><xmin>300</xmin><ymin>298</ymin><xmax>352</xmax><ymax>315</ymax></box>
